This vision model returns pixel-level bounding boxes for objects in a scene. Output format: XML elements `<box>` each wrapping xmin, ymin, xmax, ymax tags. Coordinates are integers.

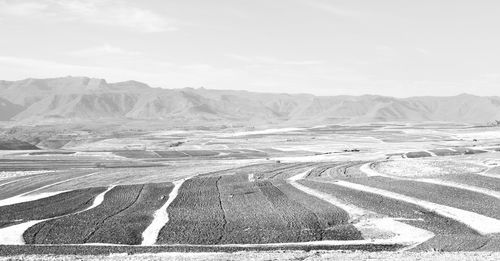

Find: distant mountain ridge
<box><xmin>1</xmin><ymin>76</ymin><xmax>500</xmax><ymax>125</ymax></box>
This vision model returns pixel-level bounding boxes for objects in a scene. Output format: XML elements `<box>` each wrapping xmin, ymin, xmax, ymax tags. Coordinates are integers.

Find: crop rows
<box><xmin>405</xmin><ymin>151</ymin><xmax>432</xmax><ymax>158</ymax></box>
<box><xmin>113</xmin><ymin>150</ymin><xmax>161</xmax><ymax>159</ymax></box>
<box><xmin>0</xmin><ymin>159</ymin><xmax>160</xmax><ymax>171</ymax></box>
<box><xmin>24</xmin><ymin>182</ymin><xmax>173</xmax><ymax>245</ymax></box>
<box><xmin>157</xmin><ymin>173</ymin><xmax>362</xmax><ymax>245</ymax></box>
<box><xmin>255</xmin><ymin>162</ymin><xmax>317</xmax><ymax>180</ymax></box>
<box><xmin>342</xmin><ymin>176</ymin><xmax>500</xmax><ymax>219</ymax></box>
<box><xmin>324</xmin><ymin>162</ymin><xmax>367</xmax><ymax>179</ymax></box>
<box><xmin>0</xmin><ymin>187</ymin><xmax>106</xmax><ymax>229</ymax></box>
<box><xmin>299</xmin><ymin>180</ymin><xmax>488</xmax><ymax>251</ymax></box>
<box><xmin>271</xmin><ymin>180</ymin><xmax>362</xmax><ymax>240</ymax></box>
<box><xmin>219</xmin><ymin>174</ymin><xmax>318</xmax><ymax>244</ymax></box>
<box><xmin>306</xmin><ymin>163</ymin><xmax>344</xmax><ymax>178</ymax></box>
<box><xmin>0</xmin><ymin>170</ymin><xmax>98</xmax><ymax>200</ymax></box>
<box><xmin>152</xmin><ymin>150</ymin><xmax>268</xmax><ymax>160</ymax></box>
<box><xmin>439</xmin><ymin>174</ymin><xmax>500</xmax><ymax>191</ymax></box>
<box><xmin>429</xmin><ymin>149</ymin><xmax>461</xmax><ymax>156</ymax></box>
<box><xmin>157</xmin><ymin>177</ymin><xmax>225</xmax><ymax>245</ymax></box>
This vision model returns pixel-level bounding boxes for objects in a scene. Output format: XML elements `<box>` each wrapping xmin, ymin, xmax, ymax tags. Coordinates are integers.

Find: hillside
<box><xmin>0</xmin><ymin>98</ymin><xmax>24</xmax><ymax>121</ymax></box>
<box><xmin>1</xmin><ymin>77</ymin><xmax>500</xmax><ymax>125</ymax></box>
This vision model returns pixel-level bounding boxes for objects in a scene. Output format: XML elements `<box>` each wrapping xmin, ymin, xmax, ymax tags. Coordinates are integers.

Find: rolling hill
<box><xmin>1</xmin><ymin>76</ymin><xmax>500</xmax><ymax>125</ymax></box>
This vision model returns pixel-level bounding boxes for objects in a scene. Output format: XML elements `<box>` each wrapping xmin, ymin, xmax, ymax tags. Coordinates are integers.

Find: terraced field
<box><xmin>1</xmin><ymin>124</ymin><xmax>500</xmax><ymax>257</ymax></box>
<box><xmin>24</xmin><ymin>183</ymin><xmax>173</xmax><ymax>245</ymax></box>
<box><xmin>157</xmin><ymin>177</ymin><xmax>225</xmax><ymax>245</ymax></box>
<box><xmin>0</xmin><ymin>188</ymin><xmax>106</xmax><ymax>228</ymax></box>
<box><xmin>0</xmin><ymin>170</ymin><xmax>100</xmax><ymax>200</ymax></box>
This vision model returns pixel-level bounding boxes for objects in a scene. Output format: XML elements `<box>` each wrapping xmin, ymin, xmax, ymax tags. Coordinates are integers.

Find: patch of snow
<box><xmin>424</xmin><ymin>150</ymin><xmax>437</xmax><ymax>157</ymax></box>
<box><xmin>141</xmin><ymin>178</ymin><xmax>187</xmax><ymax>246</ymax></box>
<box><xmin>0</xmin><ymin>191</ymin><xmax>67</xmax><ymax>207</ymax></box>
<box><xmin>85</xmin><ymin>186</ymin><xmax>115</xmax><ymax>211</ymax></box>
<box><xmin>0</xmin><ymin>220</ymin><xmax>43</xmax><ymax>245</ymax></box>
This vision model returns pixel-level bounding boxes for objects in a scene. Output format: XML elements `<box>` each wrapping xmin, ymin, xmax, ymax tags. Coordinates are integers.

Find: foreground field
<box><xmin>1</xmin><ymin>251</ymin><xmax>500</xmax><ymax>261</ymax></box>
<box><xmin>1</xmin><ymin>123</ymin><xmax>500</xmax><ymax>257</ymax></box>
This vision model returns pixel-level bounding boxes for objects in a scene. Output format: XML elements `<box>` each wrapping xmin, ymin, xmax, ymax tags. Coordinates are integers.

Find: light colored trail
<box><xmin>479</xmin><ymin>172</ymin><xmax>500</xmax><ymax>179</ymax></box>
<box><xmin>0</xmin><ymin>185</ymin><xmax>115</xmax><ymax>245</ymax></box>
<box><xmin>85</xmin><ymin>186</ymin><xmax>115</xmax><ymax>211</ymax></box>
<box><xmin>141</xmin><ymin>178</ymin><xmax>187</xmax><ymax>246</ymax></box>
<box><xmin>0</xmin><ymin>191</ymin><xmax>68</xmax><ymax>207</ymax></box>
<box><xmin>360</xmin><ymin>162</ymin><xmax>500</xmax><ymax>201</ymax></box>
<box><xmin>418</xmin><ymin>178</ymin><xmax>500</xmax><ymax>200</ymax></box>
<box><xmin>287</xmin><ymin>170</ymin><xmax>434</xmax><ymax>249</ymax></box>
<box><xmin>179</xmin><ymin>151</ymin><xmax>191</xmax><ymax>157</ymax></box>
<box><xmin>332</xmin><ymin>180</ymin><xmax>500</xmax><ymax>235</ymax></box>
<box><xmin>21</xmin><ymin>171</ymin><xmax>99</xmax><ymax>196</ymax></box>
<box><xmin>477</xmin><ymin>168</ymin><xmax>500</xmax><ymax>179</ymax></box>
<box><xmin>359</xmin><ymin>162</ymin><xmax>381</xmax><ymax>177</ymax></box>
<box><xmin>424</xmin><ymin>150</ymin><xmax>437</xmax><ymax>157</ymax></box>
<box><xmin>0</xmin><ymin>179</ymin><xmax>23</xmax><ymax>188</ymax></box>
<box><xmin>0</xmin><ymin>172</ymin><xmax>100</xmax><ymax>207</ymax></box>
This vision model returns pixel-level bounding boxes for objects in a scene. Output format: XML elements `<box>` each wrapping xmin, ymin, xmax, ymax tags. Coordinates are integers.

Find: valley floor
<box><xmin>1</xmin><ymin>123</ymin><xmax>500</xmax><ymax>259</ymax></box>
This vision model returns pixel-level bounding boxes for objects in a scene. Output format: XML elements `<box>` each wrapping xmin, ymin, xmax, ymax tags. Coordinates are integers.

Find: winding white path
<box><xmin>424</xmin><ymin>150</ymin><xmax>438</xmax><ymax>157</ymax></box>
<box><xmin>359</xmin><ymin>162</ymin><xmax>381</xmax><ymax>177</ymax></box>
<box><xmin>358</xmin><ymin>162</ymin><xmax>500</xmax><ymax>234</ymax></box>
<box><xmin>0</xmin><ymin>185</ymin><xmax>115</xmax><ymax>245</ymax></box>
<box><xmin>141</xmin><ymin>178</ymin><xmax>187</xmax><ymax>246</ymax></box>
<box><xmin>418</xmin><ymin>178</ymin><xmax>500</xmax><ymax>200</ymax></box>
<box><xmin>0</xmin><ymin>179</ymin><xmax>23</xmax><ymax>188</ymax></box>
<box><xmin>360</xmin><ymin>162</ymin><xmax>500</xmax><ymax>201</ymax></box>
<box><xmin>287</xmin><ymin>170</ymin><xmax>434</xmax><ymax>249</ymax></box>
<box><xmin>0</xmin><ymin>172</ymin><xmax>100</xmax><ymax>208</ymax></box>
<box><xmin>332</xmin><ymin>180</ymin><xmax>500</xmax><ymax>235</ymax></box>
<box><xmin>0</xmin><ymin>191</ymin><xmax>68</xmax><ymax>207</ymax></box>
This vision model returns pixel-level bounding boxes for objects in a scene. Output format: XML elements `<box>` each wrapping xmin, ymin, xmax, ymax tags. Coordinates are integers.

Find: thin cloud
<box><xmin>300</xmin><ymin>0</ymin><xmax>361</xmax><ymax>18</ymax></box>
<box><xmin>0</xmin><ymin>0</ymin><xmax>176</xmax><ymax>32</ymax></box>
<box><xmin>416</xmin><ymin>48</ymin><xmax>430</xmax><ymax>55</ymax></box>
<box><xmin>226</xmin><ymin>54</ymin><xmax>324</xmax><ymax>66</ymax></box>
<box><xmin>69</xmin><ymin>44</ymin><xmax>142</xmax><ymax>57</ymax></box>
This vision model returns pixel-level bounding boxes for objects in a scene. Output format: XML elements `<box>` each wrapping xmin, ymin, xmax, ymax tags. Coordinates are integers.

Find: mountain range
<box><xmin>1</xmin><ymin>76</ymin><xmax>500</xmax><ymax>126</ymax></box>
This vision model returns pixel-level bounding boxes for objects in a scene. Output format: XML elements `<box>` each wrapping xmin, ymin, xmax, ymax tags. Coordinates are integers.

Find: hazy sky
<box><xmin>0</xmin><ymin>0</ymin><xmax>499</xmax><ymax>97</ymax></box>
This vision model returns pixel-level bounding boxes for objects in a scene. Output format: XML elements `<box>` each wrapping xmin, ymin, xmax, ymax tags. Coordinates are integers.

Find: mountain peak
<box><xmin>1</xmin><ymin>77</ymin><xmax>500</xmax><ymax>125</ymax></box>
<box><xmin>86</xmin><ymin>78</ymin><xmax>108</xmax><ymax>90</ymax></box>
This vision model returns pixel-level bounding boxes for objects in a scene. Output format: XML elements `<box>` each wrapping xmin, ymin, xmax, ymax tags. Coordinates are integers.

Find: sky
<box><xmin>0</xmin><ymin>0</ymin><xmax>499</xmax><ymax>97</ymax></box>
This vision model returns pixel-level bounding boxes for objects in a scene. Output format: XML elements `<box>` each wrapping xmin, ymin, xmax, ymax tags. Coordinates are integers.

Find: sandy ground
<box><xmin>2</xmin><ymin>251</ymin><xmax>500</xmax><ymax>261</ymax></box>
